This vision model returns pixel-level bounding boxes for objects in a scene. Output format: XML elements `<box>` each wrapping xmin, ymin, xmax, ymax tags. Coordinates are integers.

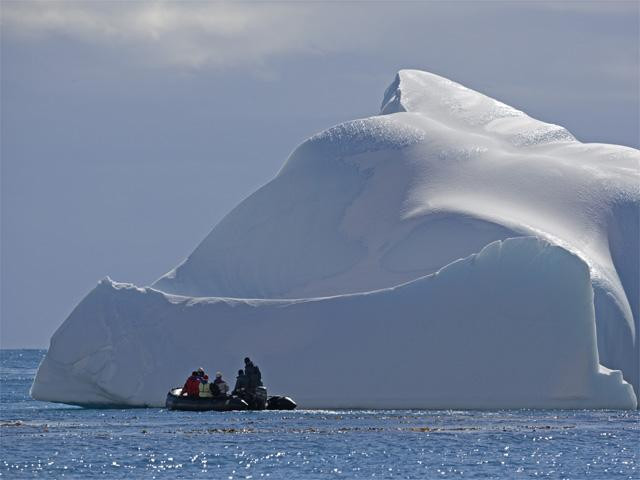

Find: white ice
<box><xmin>32</xmin><ymin>70</ymin><xmax>639</xmax><ymax>409</ymax></box>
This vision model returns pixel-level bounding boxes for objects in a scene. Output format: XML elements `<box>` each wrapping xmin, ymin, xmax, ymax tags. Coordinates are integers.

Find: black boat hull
<box><xmin>165</xmin><ymin>388</ymin><xmax>297</xmax><ymax>411</ymax></box>
<box><xmin>165</xmin><ymin>389</ymin><xmax>249</xmax><ymax>411</ymax></box>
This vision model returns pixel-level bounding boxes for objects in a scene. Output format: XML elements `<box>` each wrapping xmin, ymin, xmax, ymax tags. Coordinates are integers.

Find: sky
<box><xmin>1</xmin><ymin>0</ymin><xmax>638</xmax><ymax>348</ymax></box>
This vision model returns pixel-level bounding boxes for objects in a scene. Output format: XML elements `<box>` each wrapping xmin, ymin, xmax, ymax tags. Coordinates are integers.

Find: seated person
<box><xmin>210</xmin><ymin>372</ymin><xmax>229</xmax><ymax>397</ymax></box>
<box><xmin>198</xmin><ymin>374</ymin><xmax>213</xmax><ymax>398</ymax></box>
<box><xmin>181</xmin><ymin>371</ymin><xmax>200</xmax><ymax>397</ymax></box>
<box><xmin>233</xmin><ymin>369</ymin><xmax>250</xmax><ymax>395</ymax></box>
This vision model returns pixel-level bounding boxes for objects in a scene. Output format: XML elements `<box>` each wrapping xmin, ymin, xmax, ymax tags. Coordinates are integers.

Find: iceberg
<box><xmin>32</xmin><ymin>70</ymin><xmax>639</xmax><ymax>409</ymax></box>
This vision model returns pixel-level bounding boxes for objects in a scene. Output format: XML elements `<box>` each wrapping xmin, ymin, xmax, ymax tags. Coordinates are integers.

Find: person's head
<box><xmin>197</xmin><ymin>367</ymin><xmax>205</xmax><ymax>376</ymax></box>
<box><xmin>216</xmin><ymin>372</ymin><xmax>222</xmax><ymax>379</ymax></box>
<box><xmin>238</xmin><ymin>369</ymin><xmax>244</xmax><ymax>376</ymax></box>
<box><xmin>244</xmin><ymin>357</ymin><xmax>250</xmax><ymax>364</ymax></box>
<box><xmin>191</xmin><ymin>371</ymin><xmax>198</xmax><ymax>377</ymax></box>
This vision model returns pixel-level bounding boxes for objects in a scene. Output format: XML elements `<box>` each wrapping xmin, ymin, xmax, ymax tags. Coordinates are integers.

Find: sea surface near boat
<box><xmin>2</xmin><ymin>350</ymin><xmax>638</xmax><ymax>479</ymax></box>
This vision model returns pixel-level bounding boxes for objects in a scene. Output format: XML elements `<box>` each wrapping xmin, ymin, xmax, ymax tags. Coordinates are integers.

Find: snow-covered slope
<box><xmin>32</xmin><ymin>70</ymin><xmax>639</xmax><ymax>408</ymax></box>
<box><xmin>32</xmin><ymin>238</ymin><xmax>636</xmax><ymax>408</ymax></box>
<box><xmin>153</xmin><ymin>70</ymin><xmax>639</xmax><ymax>396</ymax></box>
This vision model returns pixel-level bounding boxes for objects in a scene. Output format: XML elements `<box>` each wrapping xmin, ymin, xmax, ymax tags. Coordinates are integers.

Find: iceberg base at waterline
<box><xmin>31</xmin><ymin>237</ymin><xmax>637</xmax><ymax>409</ymax></box>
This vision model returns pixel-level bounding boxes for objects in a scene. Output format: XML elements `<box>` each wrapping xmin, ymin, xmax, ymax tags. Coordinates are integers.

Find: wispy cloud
<box><xmin>1</xmin><ymin>1</ymin><xmax>389</xmax><ymax>69</ymax></box>
<box><xmin>2</xmin><ymin>0</ymin><xmax>637</xmax><ymax>85</ymax></box>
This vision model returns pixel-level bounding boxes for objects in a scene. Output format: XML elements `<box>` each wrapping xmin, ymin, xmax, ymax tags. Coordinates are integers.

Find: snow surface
<box><xmin>32</xmin><ymin>238</ymin><xmax>636</xmax><ymax>408</ymax></box>
<box><xmin>32</xmin><ymin>70</ymin><xmax>639</xmax><ymax>408</ymax></box>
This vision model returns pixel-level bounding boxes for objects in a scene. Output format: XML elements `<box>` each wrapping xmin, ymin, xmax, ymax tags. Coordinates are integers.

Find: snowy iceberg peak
<box><xmin>281</xmin><ymin>70</ymin><xmax>576</xmax><ymax>177</ymax></box>
<box><xmin>281</xmin><ymin>69</ymin><xmax>578</xmax><ymax>177</ymax></box>
<box><xmin>380</xmin><ymin>69</ymin><xmax>575</xmax><ymax>146</ymax></box>
<box><xmin>380</xmin><ymin>69</ymin><xmax>522</xmax><ymax>120</ymax></box>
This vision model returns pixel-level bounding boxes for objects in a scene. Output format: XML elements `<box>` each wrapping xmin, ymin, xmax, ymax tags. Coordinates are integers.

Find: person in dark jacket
<box><xmin>233</xmin><ymin>369</ymin><xmax>250</xmax><ymax>395</ymax></box>
<box><xmin>181</xmin><ymin>371</ymin><xmax>200</xmax><ymax>397</ymax></box>
<box><xmin>244</xmin><ymin>357</ymin><xmax>263</xmax><ymax>389</ymax></box>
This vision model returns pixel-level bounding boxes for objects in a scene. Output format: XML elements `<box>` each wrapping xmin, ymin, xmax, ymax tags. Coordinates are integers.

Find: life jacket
<box><xmin>199</xmin><ymin>381</ymin><xmax>212</xmax><ymax>398</ymax></box>
<box><xmin>184</xmin><ymin>376</ymin><xmax>200</xmax><ymax>397</ymax></box>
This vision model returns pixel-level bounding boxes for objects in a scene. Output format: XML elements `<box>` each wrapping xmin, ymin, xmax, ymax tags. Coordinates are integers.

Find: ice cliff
<box><xmin>32</xmin><ymin>70</ymin><xmax>639</xmax><ymax>409</ymax></box>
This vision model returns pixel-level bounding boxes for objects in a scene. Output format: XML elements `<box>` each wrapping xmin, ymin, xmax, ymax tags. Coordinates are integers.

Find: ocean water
<box><xmin>1</xmin><ymin>350</ymin><xmax>638</xmax><ymax>479</ymax></box>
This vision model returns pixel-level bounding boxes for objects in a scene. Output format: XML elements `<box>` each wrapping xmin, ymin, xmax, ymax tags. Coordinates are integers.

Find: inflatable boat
<box><xmin>165</xmin><ymin>388</ymin><xmax>297</xmax><ymax>411</ymax></box>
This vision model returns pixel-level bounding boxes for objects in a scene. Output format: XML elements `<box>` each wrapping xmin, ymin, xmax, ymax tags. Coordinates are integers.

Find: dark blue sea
<box><xmin>1</xmin><ymin>350</ymin><xmax>638</xmax><ymax>479</ymax></box>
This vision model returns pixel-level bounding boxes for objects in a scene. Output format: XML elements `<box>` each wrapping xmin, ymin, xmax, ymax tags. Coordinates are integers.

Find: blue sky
<box><xmin>1</xmin><ymin>1</ymin><xmax>638</xmax><ymax>348</ymax></box>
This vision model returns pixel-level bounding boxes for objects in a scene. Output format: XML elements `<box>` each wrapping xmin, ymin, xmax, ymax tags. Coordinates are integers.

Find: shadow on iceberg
<box><xmin>31</xmin><ymin>237</ymin><xmax>637</xmax><ymax>409</ymax></box>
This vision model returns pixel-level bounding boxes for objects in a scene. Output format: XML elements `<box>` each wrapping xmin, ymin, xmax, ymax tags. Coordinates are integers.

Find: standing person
<box><xmin>211</xmin><ymin>372</ymin><xmax>229</xmax><ymax>397</ymax></box>
<box><xmin>244</xmin><ymin>357</ymin><xmax>263</xmax><ymax>389</ymax></box>
<box><xmin>180</xmin><ymin>371</ymin><xmax>200</xmax><ymax>397</ymax></box>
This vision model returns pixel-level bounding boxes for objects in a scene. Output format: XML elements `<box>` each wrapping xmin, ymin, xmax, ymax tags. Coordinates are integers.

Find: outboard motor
<box><xmin>254</xmin><ymin>386</ymin><xmax>268</xmax><ymax>410</ymax></box>
<box><xmin>237</xmin><ymin>386</ymin><xmax>268</xmax><ymax>410</ymax></box>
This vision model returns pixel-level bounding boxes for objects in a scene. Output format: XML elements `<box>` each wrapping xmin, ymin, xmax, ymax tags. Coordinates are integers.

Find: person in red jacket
<box><xmin>181</xmin><ymin>371</ymin><xmax>200</xmax><ymax>397</ymax></box>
